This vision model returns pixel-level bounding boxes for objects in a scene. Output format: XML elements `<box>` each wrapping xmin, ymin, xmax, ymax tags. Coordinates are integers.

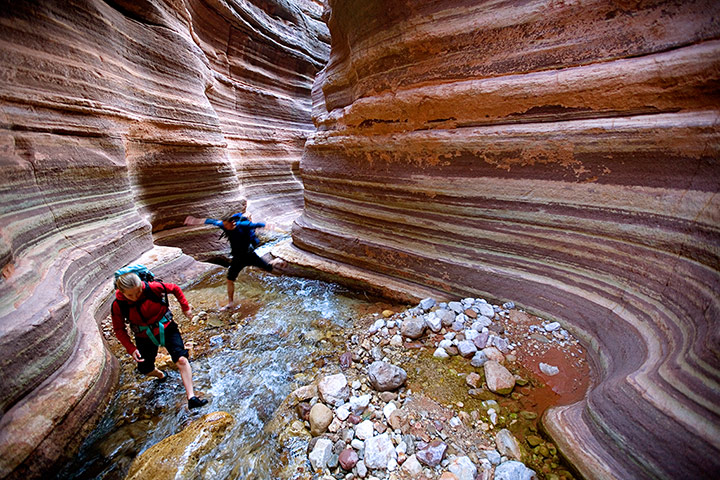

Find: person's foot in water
<box><xmin>188</xmin><ymin>396</ymin><xmax>208</xmax><ymax>409</ymax></box>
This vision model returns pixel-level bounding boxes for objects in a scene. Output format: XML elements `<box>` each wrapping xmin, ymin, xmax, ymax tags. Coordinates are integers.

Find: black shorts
<box><xmin>135</xmin><ymin>321</ymin><xmax>189</xmax><ymax>374</ymax></box>
<box><xmin>227</xmin><ymin>251</ymin><xmax>272</xmax><ymax>281</ymax></box>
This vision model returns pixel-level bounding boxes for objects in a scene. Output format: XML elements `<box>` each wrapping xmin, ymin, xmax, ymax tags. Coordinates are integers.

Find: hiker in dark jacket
<box><xmin>184</xmin><ymin>212</ymin><xmax>285</xmax><ymax>309</ymax></box>
<box><xmin>111</xmin><ymin>273</ymin><xmax>208</xmax><ymax>409</ymax></box>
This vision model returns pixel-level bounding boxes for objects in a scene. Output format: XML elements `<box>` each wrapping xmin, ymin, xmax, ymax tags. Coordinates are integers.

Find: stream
<box><xmin>56</xmin><ymin>268</ymin><xmax>387</xmax><ymax>479</ymax></box>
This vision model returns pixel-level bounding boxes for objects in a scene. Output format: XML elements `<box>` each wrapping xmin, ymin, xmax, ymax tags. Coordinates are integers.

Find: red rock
<box><xmin>338</xmin><ymin>448</ymin><xmax>359</xmax><ymax>470</ymax></box>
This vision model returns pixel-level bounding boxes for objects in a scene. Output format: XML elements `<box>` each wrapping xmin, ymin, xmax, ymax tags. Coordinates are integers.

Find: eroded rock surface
<box><xmin>0</xmin><ymin>1</ymin><xmax>327</xmax><ymax>477</ymax></box>
<box><xmin>287</xmin><ymin>1</ymin><xmax>720</xmax><ymax>479</ymax></box>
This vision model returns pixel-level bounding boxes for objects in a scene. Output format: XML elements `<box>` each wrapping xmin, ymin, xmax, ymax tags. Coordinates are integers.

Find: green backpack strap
<box><xmin>139</xmin><ymin>322</ymin><xmax>165</xmax><ymax>347</ymax></box>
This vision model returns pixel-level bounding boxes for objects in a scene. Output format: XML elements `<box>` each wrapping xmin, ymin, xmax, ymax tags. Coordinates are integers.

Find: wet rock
<box><xmin>364</xmin><ymin>433</ymin><xmax>397</xmax><ymax>470</ymax></box>
<box><xmin>368</xmin><ymin>361</ymin><xmax>407</xmax><ymax>391</ymax></box>
<box><xmin>449</xmin><ymin>455</ymin><xmax>477</xmax><ymax>480</ymax></box>
<box><xmin>470</xmin><ymin>350</ymin><xmax>489</xmax><ymax>367</ymax></box>
<box><xmin>466</xmin><ymin>372</ymin><xmax>481</xmax><ymax>388</ymax></box>
<box><xmin>494</xmin><ymin>460</ymin><xmax>537</xmax><ymax>480</ymax></box>
<box><xmin>318</xmin><ymin>373</ymin><xmax>350</xmax><ymax>406</ymax></box>
<box><xmin>539</xmin><ymin>363</ymin><xmax>559</xmax><ymax>376</ymax></box>
<box><xmin>125</xmin><ymin>411</ymin><xmax>234</xmax><ymax>480</ymax></box>
<box><xmin>309</xmin><ymin>438</ymin><xmax>334</xmax><ymax>472</ymax></box>
<box><xmin>340</xmin><ymin>351</ymin><xmax>353</xmax><ymax>370</ymax></box>
<box><xmin>484</xmin><ymin>361</ymin><xmax>515</xmax><ymax>395</ymax></box>
<box><xmin>496</xmin><ymin>429</ymin><xmax>523</xmax><ymax>460</ymax></box>
<box><xmin>339</xmin><ymin>447</ymin><xmax>359</xmax><ymax>470</ymax></box>
<box><xmin>401</xmin><ymin>316</ymin><xmax>427</xmax><ymax>339</ymax></box>
<box><xmin>292</xmin><ymin>384</ymin><xmax>317</xmax><ymax>403</ymax></box>
<box><xmin>297</xmin><ymin>402</ymin><xmax>312</xmax><ymax>421</ymax></box>
<box><xmin>416</xmin><ymin>439</ymin><xmax>447</xmax><ymax>467</ymax></box>
<box><xmin>482</xmin><ymin>346</ymin><xmax>505</xmax><ymax>362</ymax></box>
<box><xmin>526</xmin><ymin>435</ymin><xmax>543</xmax><ymax>447</ymax></box>
<box><xmin>309</xmin><ymin>403</ymin><xmax>333</xmax><ymax>436</ymax></box>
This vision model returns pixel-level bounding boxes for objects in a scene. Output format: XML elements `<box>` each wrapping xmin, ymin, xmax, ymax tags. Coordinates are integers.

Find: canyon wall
<box><xmin>0</xmin><ymin>0</ymin><xmax>326</xmax><ymax>477</ymax></box>
<box><xmin>288</xmin><ymin>0</ymin><xmax>720</xmax><ymax>478</ymax></box>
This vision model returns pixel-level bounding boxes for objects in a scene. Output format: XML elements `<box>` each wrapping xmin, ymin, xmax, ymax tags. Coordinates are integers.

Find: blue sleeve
<box><xmin>204</xmin><ymin>218</ymin><xmax>223</xmax><ymax>228</ymax></box>
<box><xmin>236</xmin><ymin>220</ymin><xmax>266</xmax><ymax>230</ymax></box>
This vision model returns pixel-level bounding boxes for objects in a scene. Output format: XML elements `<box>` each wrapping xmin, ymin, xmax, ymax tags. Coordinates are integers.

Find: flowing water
<box><xmin>57</xmin><ymin>268</ymin><xmax>386</xmax><ymax>480</ymax></box>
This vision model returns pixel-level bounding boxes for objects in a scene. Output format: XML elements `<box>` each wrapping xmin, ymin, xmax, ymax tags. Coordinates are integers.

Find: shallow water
<box><xmin>57</xmin><ymin>269</ymin><xmax>382</xmax><ymax>480</ymax></box>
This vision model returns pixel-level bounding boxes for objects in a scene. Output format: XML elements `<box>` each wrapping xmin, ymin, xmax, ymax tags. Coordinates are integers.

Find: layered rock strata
<box><xmin>0</xmin><ymin>0</ymin><xmax>326</xmax><ymax>477</ymax></box>
<box><xmin>289</xmin><ymin>1</ymin><xmax>720</xmax><ymax>479</ymax></box>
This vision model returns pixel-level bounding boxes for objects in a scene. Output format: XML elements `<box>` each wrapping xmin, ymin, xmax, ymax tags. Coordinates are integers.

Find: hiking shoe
<box><xmin>188</xmin><ymin>396</ymin><xmax>208</xmax><ymax>409</ymax></box>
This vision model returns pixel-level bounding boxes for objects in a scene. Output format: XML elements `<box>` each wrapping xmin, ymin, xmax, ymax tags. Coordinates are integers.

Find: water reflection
<box><xmin>58</xmin><ymin>270</ymin><xmax>378</xmax><ymax>480</ymax></box>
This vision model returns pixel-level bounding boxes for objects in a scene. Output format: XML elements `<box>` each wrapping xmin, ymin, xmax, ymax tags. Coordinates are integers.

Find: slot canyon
<box><xmin>0</xmin><ymin>1</ymin><xmax>718</xmax><ymax>479</ymax></box>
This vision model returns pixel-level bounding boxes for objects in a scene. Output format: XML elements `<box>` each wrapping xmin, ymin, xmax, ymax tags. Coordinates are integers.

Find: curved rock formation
<box><xmin>0</xmin><ymin>1</ymin><xmax>326</xmax><ymax>477</ymax></box>
<box><xmin>289</xmin><ymin>1</ymin><xmax>720</xmax><ymax>478</ymax></box>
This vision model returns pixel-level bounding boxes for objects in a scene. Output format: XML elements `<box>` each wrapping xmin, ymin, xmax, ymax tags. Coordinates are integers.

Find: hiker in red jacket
<box><xmin>111</xmin><ymin>273</ymin><xmax>208</xmax><ymax>409</ymax></box>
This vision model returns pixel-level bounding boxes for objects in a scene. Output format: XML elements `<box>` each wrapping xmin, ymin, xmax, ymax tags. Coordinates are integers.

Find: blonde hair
<box><xmin>116</xmin><ymin>273</ymin><xmax>142</xmax><ymax>291</ymax></box>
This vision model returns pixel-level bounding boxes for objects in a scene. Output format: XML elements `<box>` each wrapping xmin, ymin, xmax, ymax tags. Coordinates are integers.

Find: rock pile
<box><xmin>285</xmin><ymin>296</ymin><xmax>576</xmax><ymax>480</ymax></box>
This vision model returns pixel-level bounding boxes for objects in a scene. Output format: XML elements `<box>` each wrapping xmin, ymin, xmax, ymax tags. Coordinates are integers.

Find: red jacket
<box><xmin>111</xmin><ymin>281</ymin><xmax>190</xmax><ymax>354</ymax></box>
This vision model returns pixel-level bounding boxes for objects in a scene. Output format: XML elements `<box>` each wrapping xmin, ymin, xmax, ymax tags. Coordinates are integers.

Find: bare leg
<box><xmin>176</xmin><ymin>356</ymin><xmax>195</xmax><ymax>400</ymax></box>
<box><xmin>226</xmin><ymin>279</ymin><xmax>235</xmax><ymax>308</ymax></box>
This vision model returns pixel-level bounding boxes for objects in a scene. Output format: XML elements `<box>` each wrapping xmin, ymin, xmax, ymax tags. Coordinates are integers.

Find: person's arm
<box><xmin>184</xmin><ymin>215</ymin><xmax>220</xmax><ymax>227</ymax></box>
<box><xmin>111</xmin><ymin>301</ymin><xmax>138</xmax><ymax>355</ymax></box>
<box><xmin>160</xmin><ymin>282</ymin><xmax>193</xmax><ymax>318</ymax></box>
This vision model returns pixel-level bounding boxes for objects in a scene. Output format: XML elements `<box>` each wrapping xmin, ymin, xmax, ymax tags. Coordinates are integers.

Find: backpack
<box><xmin>113</xmin><ymin>264</ymin><xmax>171</xmax><ymax>346</ymax></box>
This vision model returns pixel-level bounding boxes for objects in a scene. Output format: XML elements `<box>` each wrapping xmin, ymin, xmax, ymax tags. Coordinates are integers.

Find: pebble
<box><xmin>539</xmin><ymin>363</ymin><xmax>560</xmax><ymax>376</ymax></box>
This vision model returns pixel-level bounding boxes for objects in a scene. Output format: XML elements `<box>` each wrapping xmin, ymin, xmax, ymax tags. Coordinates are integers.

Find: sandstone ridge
<box><xmin>289</xmin><ymin>1</ymin><xmax>720</xmax><ymax>479</ymax></box>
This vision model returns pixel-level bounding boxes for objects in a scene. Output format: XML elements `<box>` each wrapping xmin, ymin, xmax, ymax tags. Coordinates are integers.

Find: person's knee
<box><xmin>176</xmin><ymin>356</ymin><xmax>189</xmax><ymax>367</ymax></box>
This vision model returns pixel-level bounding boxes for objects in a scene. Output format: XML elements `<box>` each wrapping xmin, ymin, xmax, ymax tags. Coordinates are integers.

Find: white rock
<box><xmin>449</xmin><ymin>416</ymin><xmax>462</xmax><ymax>428</ymax></box>
<box><xmin>352</xmin><ymin>380</ymin><xmax>362</xmax><ymax>390</ymax></box>
<box><xmin>544</xmin><ymin>321</ymin><xmax>561</xmax><ymax>332</ymax></box>
<box><xmin>448</xmin><ymin>301</ymin><xmax>464</xmax><ymax>313</ymax></box>
<box><xmin>369</xmin><ymin>319</ymin><xmax>386</xmax><ymax>334</ymax></box>
<box><xmin>438</xmin><ymin>339</ymin><xmax>453</xmax><ymax>349</ymax></box>
<box><xmin>402</xmin><ymin>454</ymin><xmax>423</xmax><ymax>476</ymax></box>
<box><xmin>356</xmin><ymin>460</ymin><xmax>368</xmax><ymax>478</ymax></box>
<box><xmin>396</xmin><ymin>441</ymin><xmax>407</xmax><ymax>455</ymax></box>
<box><xmin>351</xmin><ymin>438</ymin><xmax>365</xmax><ymax>450</ymax></box>
<box><xmin>539</xmin><ymin>363</ymin><xmax>559</xmax><ymax>376</ymax></box>
<box><xmin>425</xmin><ymin>314</ymin><xmax>442</xmax><ymax>333</ymax></box>
<box><xmin>383</xmin><ymin>402</ymin><xmax>398</xmax><ymax>420</ymax></box>
<box><xmin>336</xmin><ymin>404</ymin><xmax>351</xmax><ymax>421</ymax></box>
<box><xmin>494</xmin><ymin>460</ymin><xmax>536</xmax><ymax>480</ymax></box>
<box><xmin>419</xmin><ymin>297</ymin><xmax>436</xmax><ymax>311</ymax></box>
<box><xmin>364</xmin><ymin>433</ymin><xmax>397</xmax><ymax>470</ymax></box>
<box><xmin>318</xmin><ymin>373</ymin><xmax>350</xmax><ymax>406</ymax></box>
<box><xmin>495</xmin><ymin>429</ymin><xmax>522</xmax><ymax>460</ymax></box>
<box><xmin>433</xmin><ymin>347</ymin><xmax>450</xmax><ymax>359</ymax></box>
<box><xmin>449</xmin><ymin>455</ymin><xmax>478</xmax><ymax>480</ymax></box>
<box><xmin>457</xmin><ymin>340</ymin><xmax>478</xmax><ymax>357</ymax></box>
<box><xmin>390</xmin><ymin>334</ymin><xmax>403</xmax><ymax>346</ymax></box>
<box><xmin>309</xmin><ymin>438</ymin><xmax>334</xmax><ymax>472</ymax></box>
<box><xmin>478</xmin><ymin>304</ymin><xmax>495</xmax><ymax>318</ymax></box>
<box><xmin>349</xmin><ymin>394</ymin><xmax>372</xmax><ymax>413</ymax></box>
<box><xmin>444</xmin><ymin>332</ymin><xmax>456</xmax><ymax>340</ymax></box>
<box><xmin>355</xmin><ymin>420</ymin><xmax>375</xmax><ymax>440</ymax></box>
<box><xmin>464</xmin><ymin>329</ymin><xmax>479</xmax><ymax>341</ymax></box>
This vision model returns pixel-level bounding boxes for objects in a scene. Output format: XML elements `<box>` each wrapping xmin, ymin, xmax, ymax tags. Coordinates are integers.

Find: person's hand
<box><xmin>183</xmin><ymin>306</ymin><xmax>193</xmax><ymax>319</ymax></box>
<box><xmin>184</xmin><ymin>215</ymin><xmax>204</xmax><ymax>226</ymax></box>
<box><xmin>132</xmin><ymin>349</ymin><xmax>144</xmax><ymax>362</ymax></box>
